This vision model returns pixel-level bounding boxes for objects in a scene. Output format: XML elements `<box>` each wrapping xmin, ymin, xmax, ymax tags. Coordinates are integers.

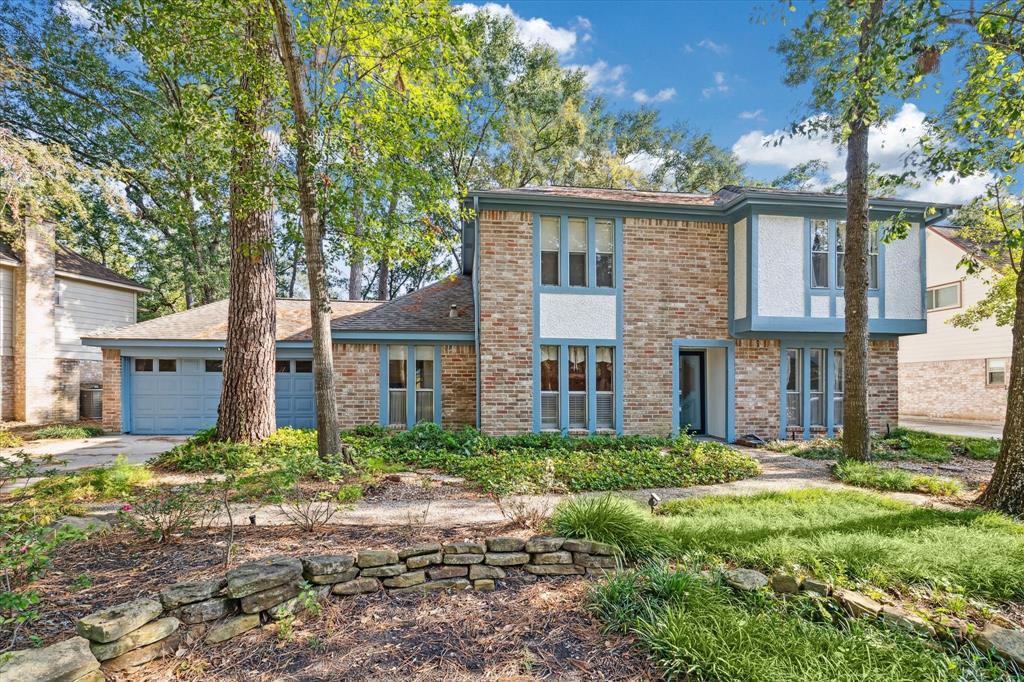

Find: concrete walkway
<box><xmin>0</xmin><ymin>435</ymin><xmax>186</xmax><ymax>483</ymax></box>
<box><xmin>899</xmin><ymin>417</ymin><xmax>1003</xmax><ymax>439</ymax></box>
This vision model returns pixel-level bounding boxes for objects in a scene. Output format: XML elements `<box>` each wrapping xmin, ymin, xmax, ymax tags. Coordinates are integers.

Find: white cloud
<box><xmin>457</xmin><ymin>3</ymin><xmax>583</xmax><ymax>56</ymax></box>
<box><xmin>701</xmin><ymin>71</ymin><xmax>730</xmax><ymax>99</ymax></box>
<box><xmin>575</xmin><ymin>60</ymin><xmax>628</xmax><ymax>97</ymax></box>
<box><xmin>697</xmin><ymin>39</ymin><xmax>729</xmax><ymax>55</ymax></box>
<box><xmin>57</xmin><ymin>0</ymin><xmax>95</xmax><ymax>28</ymax></box>
<box><xmin>739</xmin><ymin>109</ymin><xmax>765</xmax><ymax>121</ymax></box>
<box><xmin>731</xmin><ymin>103</ymin><xmax>993</xmax><ymax>203</ymax></box>
<box><xmin>632</xmin><ymin>87</ymin><xmax>677</xmax><ymax>104</ymax></box>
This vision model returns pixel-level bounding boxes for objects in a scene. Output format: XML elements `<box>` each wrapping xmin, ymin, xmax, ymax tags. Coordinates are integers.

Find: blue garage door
<box><xmin>128</xmin><ymin>357</ymin><xmax>316</xmax><ymax>435</ymax></box>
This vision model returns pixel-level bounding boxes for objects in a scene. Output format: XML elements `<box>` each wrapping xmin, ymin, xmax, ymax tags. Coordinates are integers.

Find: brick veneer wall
<box><xmin>899</xmin><ymin>357</ymin><xmax>1007</xmax><ymax>424</ymax></box>
<box><xmin>477</xmin><ymin>210</ymin><xmax>534</xmax><ymax>435</ymax></box>
<box><xmin>333</xmin><ymin>343</ymin><xmax>380</xmax><ymax>429</ymax></box>
<box><xmin>734</xmin><ymin>339</ymin><xmax>781</xmax><ymax>438</ymax></box>
<box><xmin>621</xmin><ymin>217</ymin><xmax>733</xmax><ymax>435</ymax></box>
<box><xmin>868</xmin><ymin>339</ymin><xmax>899</xmax><ymax>433</ymax></box>
<box><xmin>0</xmin><ymin>355</ymin><xmax>13</xmax><ymax>421</ymax></box>
<box><xmin>53</xmin><ymin>358</ymin><xmax>81</xmax><ymax>423</ymax></box>
<box><xmin>441</xmin><ymin>344</ymin><xmax>476</xmax><ymax>429</ymax></box>
<box><xmin>101</xmin><ymin>349</ymin><xmax>121</xmax><ymax>432</ymax></box>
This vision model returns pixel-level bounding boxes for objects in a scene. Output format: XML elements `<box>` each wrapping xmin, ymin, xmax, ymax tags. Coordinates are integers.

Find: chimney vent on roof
<box><xmin>449</xmin><ymin>304</ymin><xmax>458</xmax><ymax>319</ymax></box>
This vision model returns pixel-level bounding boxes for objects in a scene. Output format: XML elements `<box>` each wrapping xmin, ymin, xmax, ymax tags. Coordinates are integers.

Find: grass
<box><xmin>14</xmin><ymin>455</ymin><xmax>152</xmax><ymax>520</ymax></box>
<box><xmin>31</xmin><ymin>424</ymin><xmax>104</xmax><ymax>440</ymax></box>
<box><xmin>153</xmin><ymin>423</ymin><xmax>762</xmax><ymax>495</ymax></box>
<box><xmin>550</xmin><ymin>489</ymin><xmax>1024</xmax><ymax>601</ymax></box>
<box><xmin>589</xmin><ymin>564</ymin><xmax>1007</xmax><ymax>682</ymax></box>
<box><xmin>832</xmin><ymin>460</ymin><xmax>962</xmax><ymax>496</ymax></box>
<box><xmin>765</xmin><ymin>427</ymin><xmax>1001</xmax><ymax>463</ymax></box>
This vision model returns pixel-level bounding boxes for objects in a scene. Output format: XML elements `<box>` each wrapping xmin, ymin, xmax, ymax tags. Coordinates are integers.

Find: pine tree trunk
<box><xmin>843</xmin><ymin>120</ymin><xmax>872</xmax><ymax>461</ymax></box>
<box><xmin>377</xmin><ymin>255</ymin><xmax>388</xmax><ymax>301</ymax></box>
<box><xmin>270</xmin><ymin>0</ymin><xmax>344</xmax><ymax>460</ymax></box>
<box><xmin>348</xmin><ymin>184</ymin><xmax>364</xmax><ymax>300</ymax></box>
<box><xmin>216</xmin><ymin>14</ymin><xmax>276</xmax><ymax>444</ymax></box>
<box><xmin>979</xmin><ymin>271</ymin><xmax>1024</xmax><ymax>514</ymax></box>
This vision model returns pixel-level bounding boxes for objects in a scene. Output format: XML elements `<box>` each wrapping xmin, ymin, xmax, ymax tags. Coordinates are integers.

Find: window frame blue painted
<box><xmin>379</xmin><ymin>343</ymin><xmax>444</xmax><ymax>429</ymax></box>
<box><xmin>803</xmin><ymin>217</ymin><xmax>884</xmax><ymax>320</ymax></box>
<box><xmin>779</xmin><ymin>338</ymin><xmax>845</xmax><ymax>439</ymax></box>
<box><xmin>536</xmin><ymin>212</ymin><xmax>619</xmax><ymax>295</ymax></box>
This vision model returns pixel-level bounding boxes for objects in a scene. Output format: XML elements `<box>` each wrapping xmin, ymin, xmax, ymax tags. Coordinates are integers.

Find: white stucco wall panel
<box><xmin>869</xmin><ymin>297</ymin><xmax>879</xmax><ymax>319</ymax></box>
<box><xmin>757</xmin><ymin>215</ymin><xmax>805</xmax><ymax>318</ymax></box>
<box><xmin>733</xmin><ymin>219</ymin><xmax>747</xmax><ymax>319</ymax></box>
<box><xmin>811</xmin><ymin>295</ymin><xmax>829</xmax><ymax>318</ymax></box>
<box><xmin>539</xmin><ymin>292</ymin><xmax>617</xmax><ymax>339</ymax></box>
<box><xmin>884</xmin><ymin>224</ymin><xmax>923</xmax><ymax>320</ymax></box>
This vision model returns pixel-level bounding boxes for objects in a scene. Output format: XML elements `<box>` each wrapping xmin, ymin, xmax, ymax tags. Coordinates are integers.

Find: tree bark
<box><xmin>979</xmin><ymin>270</ymin><xmax>1024</xmax><ymax>514</ymax></box>
<box><xmin>348</xmin><ymin>183</ymin><xmax>364</xmax><ymax>300</ymax></box>
<box><xmin>270</xmin><ymin>0</ymin><xmax>344</xmax><ymax>460</ymax></box>
<box><xmin>377</xmin><ymin>255</ymin><xmax>389</xmax><ymax>300</ymax></box>
<box><xmin>216</xmin><ymin>13</ymin><xmax>277</xmax><ymax>444</ymax></box>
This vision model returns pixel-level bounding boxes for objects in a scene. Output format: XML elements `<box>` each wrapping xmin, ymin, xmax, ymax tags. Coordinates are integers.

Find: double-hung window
<box><xmin>595</xmin><ymin>346</ymin><xmax>614</xmax><ymax>429</ymax></box>
<box><xmin>568</xmin><ymin>218</ymin><xmax>588</xmax><ymax>287</ymax></box>
<box><xmin>540</xmin><ymin>345</ymin><xmax>560</xmax><ymax>429</ymax></box>
<box><xmin>567</xmin><ymin>346</ymin><xmax>587</xmax><ymax>429</ymax></box>
<box><xmin>414</xmin><ymin>346</ymin><xmax>434</xmax><ymax>424</ymax></box>
<box><xmin>809</xmin><ymin>348</ymin><xmax>825</xmax><ymax>427</ymax></box>
<box><xmin>833</xmin><ymin>350</ymin><xmax>844</xmax><ymax>426</ymax></box>
<box><xmin>540</xmin><ymin>217</ymin><xmax>560</xmax><ymax>286</ymax></box>
<box><xmin>596</xmin><ymin>219</ymin><xmax>615</xmax><ymax>288</ymax></box>
<box><xmin>786</xmin><ymin>349</ymin><xmax>802</xmax><ymax>427</ymax></box>
<box><xmin>388</xmin><ymin>345</ymin><xmax>408</xmax><ymax>427</ymax></box>
<box><xmin>927</xmin><ymin>282</ymin><xmax>961</xmax><ymax>311</ymax></box>
<box><xmin>810</xmin><ymin>220</ymin><xmax>829</xmax><ymax>288</ymax></box>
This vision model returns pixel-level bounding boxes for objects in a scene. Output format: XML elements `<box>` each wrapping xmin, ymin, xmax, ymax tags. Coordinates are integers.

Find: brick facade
<box><xmin>441</xmin><ymin>344</ymin><xmax>476</xmax><ymax>429</ymax></box>
<box><xmin>0</xmin><ymin>354</ymin><xmax>12</xmax><ymax>421</ymax></box>
<box><xmin>868</xmin><ymin>339</ymin><xmax>899</xmax><ymax>432</ymax></box>
<box><xmin>734</xmin><ymin>339</ymin><xmax>781</xmax><ymax>438</ymax></box>
<box><xmin>101</xmin><ymin>348</ymin><xmax>121</xmax><ymax>432</ymax></box>
<box><xmin>899</xmin><ymin>357</ymin><xmax>1006</xmax><ymax>424</ymax></box>
<box><xmin>333</xmin><ymin>343</ymin><xmax>380</xmax><ymax>429</ymax></box>
<box><xmin>477</xmin><ymin>210</ymin><xmax>534</xmax><ymax>435</ymax></box>
<box><xmin>621</xmin><ymin>217</ymin><xmax>732</xmax><ymax>435</ymax></box>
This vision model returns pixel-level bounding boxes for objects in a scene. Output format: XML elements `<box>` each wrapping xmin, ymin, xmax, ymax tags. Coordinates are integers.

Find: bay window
<box><xmin>388</xmin><ymin>345</ymin><xmax>407</xmax><ymax>427</ymax></box>
<box><xmin>568</xmin><ymin>218</ymin><xmax>588</xmax><ymax>287</ymax></box>
<box><xmin>596</xmin><ymin>346</ymin><xmax>614</xmax><ymax>429</ymax></box>
<box><xmin>540</xmin><ymin>345</ymin><xmax>560</xmax><ymax>430</ymax></box>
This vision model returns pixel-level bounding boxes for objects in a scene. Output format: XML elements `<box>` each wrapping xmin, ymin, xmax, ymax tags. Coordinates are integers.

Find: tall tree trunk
<box><xmin>979</xmin><ymin>271</ymin><xmax>1024</xmax><ymax>514</ymax></box>
<box><xmin>217</xmin><ymin>13</ymin><xmax>277</xmax><ymax>444</ymax></box>
<box><xmin>287</xmin><ymin>241</ymin><xmax>300</xmax><ymax>298</ymax></box>
<box><xmin>348</xmin><ymin>182</ymin><xmax>364</xmax><ymax>300</ymax></box>
<box><xmin>377</xmin><ymin>255</ymin><xmax>388</xmax><ymax>300</ymax></box>
<box><xmin>843</xmin><ymin>119</ymin><xmax>872</xmax><ymax>461</ymax></box>
<box><xmin>270</xmin><ymin>0</ymin><xmax>344</xmax><ymax>461</ymax></box>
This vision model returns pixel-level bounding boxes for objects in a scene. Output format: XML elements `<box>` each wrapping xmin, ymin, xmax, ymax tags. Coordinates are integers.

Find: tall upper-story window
<box><xmin>568</xmin><ymin>218</ymin><xmax>588</xmax><ymax>286</ymax></box>
<box><xmin>541</xmin><ymin>217</ymin><xmax>560</xmax><ymax>286</ymax></box>
<box><xmin>596</xmin><ymin>219</ymin><xmax>614</xmax><ymax>288</ymax></box>
<box><xmin>836</xmin><ymin>221</ymin><xmax>847</xmax><ymax>289</ymax></box>
<box><xmin>810</xmin><ymin>220</ymin><xmax>829</xmax><ymax>288</ymax></box>
<box><xmin>868</xmin><ymin>225</ymin><xmax>880</xmax><ymax>289</ymax></box>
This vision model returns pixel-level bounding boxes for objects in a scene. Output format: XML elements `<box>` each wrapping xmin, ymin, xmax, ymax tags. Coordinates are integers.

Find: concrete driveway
<box><xmin>1</xmin><ymin>434</ymin><xmax>187</xmax><ymax>474</ymax></box>
<box><xmin>900</xmin><ymin>417</ymin><xmax>1003</xmax><ymax>439</ymax></box>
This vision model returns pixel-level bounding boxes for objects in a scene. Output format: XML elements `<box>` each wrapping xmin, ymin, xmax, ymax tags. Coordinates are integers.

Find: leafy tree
<box><xmin>777</xmin><ymin>0</ymin><xmax>946</xmax><ymax>460</ymax></box>
<box><xmin>924</xmin><ymin>1</ymin><xmax>1024</xmax><ymax>514</ymax></box>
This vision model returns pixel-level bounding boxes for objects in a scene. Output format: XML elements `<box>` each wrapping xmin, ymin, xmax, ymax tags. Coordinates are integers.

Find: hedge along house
<box><xmin>86</xmin><ymin>185</ymin><xmax>948</xmax><ymax>441</ymax></box>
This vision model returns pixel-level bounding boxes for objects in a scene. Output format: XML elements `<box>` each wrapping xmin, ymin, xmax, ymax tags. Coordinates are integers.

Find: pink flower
<box><xmin>120</xmin><ymin>503</ymin><xmax>133</xmax><ymax>512</ymax></box>
<box><xmin>19</xmin><ymin>545</ymin><xmax>28</xmax><ymax>554</ymax></box>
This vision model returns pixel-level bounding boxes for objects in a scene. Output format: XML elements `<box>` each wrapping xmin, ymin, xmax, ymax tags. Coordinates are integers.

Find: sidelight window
<box><xmin>540</xmin><ymin>345</ymin><xmax>560</xmax><ymax>430</ymax></box>
<box><xmin>388</xmin><ymin>345</ymin><xmax>407</xmax><ymax>426</ymax></box>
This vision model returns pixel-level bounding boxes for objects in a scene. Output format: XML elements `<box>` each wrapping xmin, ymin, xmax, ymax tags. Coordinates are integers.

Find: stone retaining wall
<box><xmin>1</xmin><ymin>535</ymin><xmax>619</xmax><ymax>681</ymax></box>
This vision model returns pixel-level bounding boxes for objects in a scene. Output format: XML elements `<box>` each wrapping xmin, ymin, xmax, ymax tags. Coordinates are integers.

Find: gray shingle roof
<box><xmin>55</xmin><ymin>244</ymin><xmax>146</xmax><ymax>290</ymax></box>
<box><xmin>332</xmin><ymin>275</ymin><xmax>474</xmax><ymax>334</ymax></box>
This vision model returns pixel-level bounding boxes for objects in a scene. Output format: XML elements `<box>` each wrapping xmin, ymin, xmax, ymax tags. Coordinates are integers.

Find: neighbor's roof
<box><xmin>930</xmin><ymin>224</ymin><xmax>1011</xmax><ymax>269</ymax></box>
<box><xmin>331</xmin><ymin>275</ymin><xmax>474</xmax><ymax>334</ymax></box>
<box><xmin>85</xmin><ymin>299</ymin><xmax>382</xmax><ymax>342</ymax></box>
<box><xmin>0</xmin><ymin>239</ymin><xmax>145</xmax><ymax>290</ymax></box>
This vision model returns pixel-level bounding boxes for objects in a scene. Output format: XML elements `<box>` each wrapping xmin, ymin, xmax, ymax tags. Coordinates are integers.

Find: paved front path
<box><xmin>899</xmin><ymin>417</ymin><xmax>1003</xmax><ymax>440</ymax></box>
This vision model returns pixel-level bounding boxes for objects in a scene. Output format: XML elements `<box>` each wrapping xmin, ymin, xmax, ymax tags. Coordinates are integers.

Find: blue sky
<box><xmin>459</xmin><ymin>1</ymin><xmax>990</xmax><ymax>203</ymax></box>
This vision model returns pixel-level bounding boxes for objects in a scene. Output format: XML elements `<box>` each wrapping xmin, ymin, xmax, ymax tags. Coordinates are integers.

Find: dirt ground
<box><xmin>7</xmin><ymin>523</ymin><xmax>654</xmax><ymax>680</ymax></box>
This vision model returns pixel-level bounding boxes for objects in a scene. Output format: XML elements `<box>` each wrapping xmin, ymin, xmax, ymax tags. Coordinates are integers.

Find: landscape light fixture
<box><xmin>648</xmin><ymin>493</ymin><xmax>661</xmax><ymax>514</ymax></box>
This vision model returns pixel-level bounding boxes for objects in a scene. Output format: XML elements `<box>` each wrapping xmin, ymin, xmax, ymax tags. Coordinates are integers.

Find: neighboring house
<box><xmin>85</xmin><ymin>186</ymin><xmax>946</xmax><ymax>440</ymax></box>
<box><xmin>1</xmin><ymin>224</ymin><xmax>146</xmax><ymax>423</ymax></box>
<box><xmin>898</xmin><ymin>225</ymin><xmax>1012</xmax><ymax>425</ymax></box>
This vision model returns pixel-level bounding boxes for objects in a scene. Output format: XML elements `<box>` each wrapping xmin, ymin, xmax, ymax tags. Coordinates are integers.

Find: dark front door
<box><xmin>679</xmin><ymin>351</ymin><xmax>706</xmax><ymax>435</ymax></box>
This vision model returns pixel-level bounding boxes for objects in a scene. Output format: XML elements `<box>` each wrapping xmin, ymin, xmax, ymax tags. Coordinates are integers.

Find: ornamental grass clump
<box><xmin>548</xmin><ymin>494</ymin><xmax>673</xmax><ymax>560</ymax></box>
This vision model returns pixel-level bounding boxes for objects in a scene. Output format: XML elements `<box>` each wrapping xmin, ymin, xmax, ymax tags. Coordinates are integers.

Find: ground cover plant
<box><xmin>550</xmin><ymin>490</ymin><xmax>1024</xmax><ymax>602</ymax></box>
<box><xmin>832</xmin><ymin>459</ymin><xmax>962</xmax><ymax>496</ymax></box>
<box><xmin>14</xmin><ymin>455</ymin><xmax>152</xmax><ymax>521</ymax></box>
<box><xmin>765</xmin><ymin>428</ymin><xmax>1001</xmax><ymax>463</ymax></box>
<box><xmin>30</xmin><ymin>425</ymin><xmax>104</xmax><ymax>440</ymax></box>
<box><xmin>589</xmin><ymin>564</ymin><xmax>1008</xmax><ymax>682</ymax></box>
<box><xmin>153</xmin><ymin>423</ymin><xmax>762</xmax><ymax>495</ymax></box>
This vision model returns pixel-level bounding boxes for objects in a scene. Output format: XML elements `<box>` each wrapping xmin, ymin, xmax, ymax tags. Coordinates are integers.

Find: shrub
<box><xmin>31</xmin><ymin>424</ymin><xmax>104</xmax><ymax>440</ymax></box>
<box><xmin>18</xmin><ymin>455</ymin><xmax>152</xmax><ymax>516</ymax></box>
<box><xmin>117</xmin><ymin>486</ymin><xmax>215</xmax><ymax>543</ymax></box>
<box><xmin>832</xmin><ymin>460</ymin><xmax>961</xmax><ymax>496</ymax></box>
<box><xmin>277</xmin><ymin>487</ymin><xmax>337</xmax><ymax>532</ymax></box>
<box><xmin>548</xmin><ymin>494</ymin><xmax>670</xmax><ymax>560</ymax></box>
<box><xmin>336</xmin><ymin>484</ymin><xmax>363</xmax><ymax>504</ymax></box>
<box><xmin>0</xmin><ymin>429</ymin><xmax>23</xmax><ymax>449</ymax></box>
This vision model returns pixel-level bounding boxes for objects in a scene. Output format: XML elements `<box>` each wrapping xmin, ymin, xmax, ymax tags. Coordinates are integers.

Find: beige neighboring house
<box><xmin>0</xmin><ymin>224</ymin><xmax>146</xmax><ymax>424</ymax></box>
<box><xmin>898</xmin><ymin>225</ymin><xmax>1012</xmax><ymax>425</ymax></box>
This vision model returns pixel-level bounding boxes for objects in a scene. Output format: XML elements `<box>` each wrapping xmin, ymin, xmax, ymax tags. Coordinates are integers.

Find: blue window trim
<box><xmin>671</xmin><ymin>339</ymin><xmax>735</xmax><ymax>442</ymax></box>
<box><xmin>537</xmin><ymin>212</ymin><xmax>619</xmax><ymax>295</ymax></box>
<box><xmin>779</xmin><ymin>339</ymin><xmax>845</xmax><ymax>439</ymax></box>
<box><xmin>379</xmin><ymin>344</ymin><xmax>444</xmax><ymax>429</ymax></box>
<box><xmin>534</xmin><ymin>338</ymin><xmax>623</xmax><ymax>434</ymax></box>
<box><xmin>803</xmin><ymin>217</ymin><xmax>884</xmax><ymax>319</ymax></box>
<box><xmin>121</xmin><ymin>355</ymin><xmax>132</xmax><ymax>433</ymax></box>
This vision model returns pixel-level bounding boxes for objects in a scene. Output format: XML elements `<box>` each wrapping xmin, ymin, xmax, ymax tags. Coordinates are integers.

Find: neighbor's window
<box><xmin>158</xmin><ymin>359</ymin><xmax>177</xmax><ymax>372</ymax></box>
<box><xmin>540</xmin><ymin>345</ymin><xmax>560</xmax><ymax>430</ymax></box>
<box><xmin>833</xmin><ymin>350</ymin><xmax>845</xmax><ymax>426</ymax></box>
<box><xmin>809</xmin><ymin>348</ymin><xmax>824</xmax><ymax>427</ymax></box>
<box><xmin>595</xmin><ymin>346</ymin><xmax>615</xmax><ymax>430</ymax></box>
<box><xmin>568</xmin><ymin>345</ymin><xmax>588</xmax><ymax>429</ymax></box>
<box><xmin>810</xmin><ymin>219</ymin><xmax>829</xmax><ymax>288</ymax></box>
<box><xmin>596</xmin><ymin>219</ymin><xmax>615</xmax><ymax>288</ymax></box>
<box><xmin>540</xmin><ymin>216</ymin><xmax>560</xmax><ymax>286</ymax></box>
<box><xmin>568</xmin><ymin>218</ymin><xmax>588</xmax><ymax>287</ymax></box>
<box><xmin>388</xmin><ymin>345</ymin><xmax>408</xmax><ymax>426</ymax></box>
<box><xmin>926</xmin><ymin>282</ymin><xmax>962</xmax><ymax>311</ymax></box>
<box><xmin>786</xmin><ymin>349</ymin><xmax>802</xmax><ymax>427</ymax></box>
<box><xmin>134</xmin><ymin>358</ymin><xmax>153</xmax><ymax>372</ymax></box>
<box><xmin>204</xmin><ymin>360</ymin><xmax>223</xmax><ymax>373</ymax></box>
<box><xmin>414</xmin><ymin>346</ymin><xmax>434</xmax><ymax>425</ymax></box>
<box><xmin>987</xmin><ymin>358</ymin><xmax>1007</xmax><ymax>386</ymax></box>
<box><xmin>869</xmin><ymin>224</ymin><xmax>880</xmax><ymax>289</ymax></box>
<box><xmin>836</xmin><ymin>221</ymin><xmax>847</xmax><ymax>289</ymax></box>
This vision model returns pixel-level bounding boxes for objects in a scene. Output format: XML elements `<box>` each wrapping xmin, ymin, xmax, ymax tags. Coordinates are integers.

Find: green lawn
<box><xmin>551</xmin><ymin>489</ymin><xmax>1024</xmax><ymax>601</ymax></box>
<box><xmin>831</xmin><ymin>459</ymin><xmax>962</xmax><ymax>496</ymax></box>
<box><xmin>765</xmin><ymin>427</ymin><xmax>1001</xmax><ymax>462</ymax></box>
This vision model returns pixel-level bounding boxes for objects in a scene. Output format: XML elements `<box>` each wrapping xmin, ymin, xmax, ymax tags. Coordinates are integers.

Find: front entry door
<box><xmin>679</xmin><ymin>351</ymin><xmax>706</xmax><ymax>435</ymax></box>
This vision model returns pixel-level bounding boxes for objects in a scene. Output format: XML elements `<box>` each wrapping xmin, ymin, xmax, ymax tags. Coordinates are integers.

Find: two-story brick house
<box><xmin>86</xmin><ymin>185</ymin><xmax>946</xmax><ymax>441</ymax></box>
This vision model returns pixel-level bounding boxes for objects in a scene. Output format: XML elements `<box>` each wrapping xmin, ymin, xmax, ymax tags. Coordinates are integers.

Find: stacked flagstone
<box><xmin>75</xmin><ymin>597</ymin><xmax>179</xmax><ymax>673</ymax></box>
<box><xmin>0</xmin><ymin>636</ymin><xmax>102</xmax><ymax>682</ymax></box>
